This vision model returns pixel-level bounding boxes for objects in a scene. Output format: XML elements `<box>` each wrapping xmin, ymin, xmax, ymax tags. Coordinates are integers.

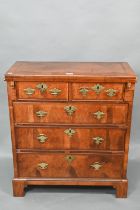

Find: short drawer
<box><xmin>16</xmin><ymin>127</ymin><xmax>126</xmax><ymax>151</ymax></box>
<box><xmin>71</xmin><ymin>83</ymin><xmax>124</xmax><ymax>100</ymax></box>
<box><xmin>16</xmin><ymin>82</ymin><xmax>68</xmax><ymax>100</ymax></box>
<box><xmin>17</xmin><ymin>152</ymin><xmax>123</xmax><ymax>178</ymax></box>
<box><xmin>13</xmin><ymin>102</ymin><xmax>128</xmax><ymax>125</ymax></box>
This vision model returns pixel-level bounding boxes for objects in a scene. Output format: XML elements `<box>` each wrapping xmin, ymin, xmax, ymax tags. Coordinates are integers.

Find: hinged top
<box><xmin>5</xmin><ymin>61</ymin><xmax>137</xmax><ymax>82</ymax></box>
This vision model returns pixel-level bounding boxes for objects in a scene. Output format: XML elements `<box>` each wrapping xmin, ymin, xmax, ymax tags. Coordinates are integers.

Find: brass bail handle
<box><xmin>49</xmin><ymin>88</ymin><xmax>62</xmax><ymax>96</ymax></box>
<box><xmin>37</xmin><ymin>134</ymin><xmax>48</xmax><ymax>143</ymax></box>
<box><xmin>90</xmin><ymin>162</ymin><xmax>103</xmax><ymax>170</ymax></box>
<box><xmin>36</xmin><ymin>110</ymin><xmax>47</xmax><ymax>117</ymax></box>
<box><xmin>93</xmin><ymin>111</ymin><xmax>105</xmax><ymax>120</ymax></box>
<box><xmin>106</xmin><ymin>89</ymin><xmax>118</xmax><ymax>97</ymax></box>
<box><xmin>93</xmin><ymin>137</ymin><xmax>104</xmax><ymax>145</ymax></box>
<box><xmin>38</xmin><ymin>162</ymin><xmax>48</xmax><ymax>170</ymax></box>
<box><xmin>79</xmin><ymin>87</ymin><xmax>89</xmax><ymax>96</ymax></box>
<box><xmin>24</xmin><ymin>88</ymin><xmax>35</xmax><ymax>95</ymax></box>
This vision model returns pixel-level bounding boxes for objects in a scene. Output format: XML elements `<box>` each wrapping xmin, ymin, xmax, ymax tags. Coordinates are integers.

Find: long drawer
<box><xmin>16</xmin><ymin>127</ymin><xmax>126</xmax><ymax>151</ymax></box>
<box><xmin>13</xmin><ymin>102</ymin><xmax>128</xmax><ymax>124</ymax></box>
<box><xmin>17</xmin><ymin>152</ymin><xmax>123</xmax><ymax>178</ymax></box>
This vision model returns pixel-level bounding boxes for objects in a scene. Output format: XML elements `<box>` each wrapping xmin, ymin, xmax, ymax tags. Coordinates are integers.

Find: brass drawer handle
<box><xmin>90</xmin><ymin>162</ymin><xmax>103</xmax><ymax>170</ymax></box>
<box><xmin>36</xmin><ymin>83</ymin><xmax>48</xmax><ymax>93</ymax></box>
<box><xmin>106</xmin><ymin>88</ymin><xmax>118</xmax><ymax>97</ymax></box>
<box><xmin>93</xmin><ymin>136</ymin><xmax>104</xmax><ymax>145</ymax></box>
<box><xmin>91</xmin><ymin>84</ymin><xmax>104</xmax><ymax>95</ymax></box>
<box><xmin>24</xmin><ymin>88</ymin><xmax>35</xmax><ymax>95</ymax></box>
<box><xmin>36</xmin><ymin>110</ymin><xmax>47</xmax><ymax>117</ymax></box>
<box><xmin>79</xmin><ymin>88</ymin><xmax>89</xmax><ymax>96</ymax></box>
<box><xmin>65</xmin><ymin>155</ymin><xmax>75</xmax><ymax>164</ymax></box>
<box><xmin>64</xmin><ymin>105</ymin><xmax>77</xmax><ymax>116</ymax></box>
<box><xmin>93</xmin><ymin>111</ymin><xmax>105</xmax><ymax>120</ymax></box>
<box><xmin>37</xmin><ymin>134</ymin><xmax>48</xmax><ymax>143</ymax></box>
<box><xmin>38</xmin><ymin>162</ymin><xmax>48</xmax><ymax>170</ymax></box>
<box><xmin>64</xmin><ymin>128</ymin><xmax>76</xmax><ymax>137</ymax></box>
<box><xmin>49</xmin><ymin>88</ymin><xmax>62</xmax><ymax>96</ymax></box>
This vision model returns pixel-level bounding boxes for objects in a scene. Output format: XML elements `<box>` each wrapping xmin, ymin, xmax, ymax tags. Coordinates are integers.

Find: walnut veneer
<box><xmin>5</xmin><ymin>62</ymin><xmax>136</xmax><ymax>197</ymax></box>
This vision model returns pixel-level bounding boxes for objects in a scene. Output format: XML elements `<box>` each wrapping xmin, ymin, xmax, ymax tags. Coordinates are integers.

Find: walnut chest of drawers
<box><xmin>5</xmin><ymin>62</ymin><xmax>136</xmax><ymax>197</ymax></box>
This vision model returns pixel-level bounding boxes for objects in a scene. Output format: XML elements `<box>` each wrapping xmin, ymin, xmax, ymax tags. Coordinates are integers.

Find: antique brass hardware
<box><xmin>65</xmin><ymin>155</ymin><xmax>75</xmax><ymax>164</ymax></box>
<box><xmin>38</xmin><ymin>162</ymin><xmax>48</xmax><ymax>170</ymax></box>
<box><xmin>37</xmin><ymin>134</ymin><xmax>48</xmax><ymax>143</ymax></box>
<box><xmin>93</xmin><ymin>137</ymin><xmax>104</xmax><ymax>145</ymax></box>
<box><xmin>105</xmin><ymin>88</ymin><xmax>118</xmax><ymax>97</ymax></box>
<box><xmin>36</xmin><ymin>83</ymin><xmax>48</xmax><ymax>93</ymax></box>
<box><xmin>49</xmin><ymin>88</ymin><xmax>62</xmax><ymax>96</ymax></box>
<box><xmin>79</xmin><ymin>87</ymin><xmax>89</xmax><ymax>96</ymax></box>
<box><xmin>64</xmin><ymin>128</ymin><xmax>76</xmax><ymax>137</ymax></box>
<box><xmin>24</xmin><ymin>88</ymin><xmax>35</xmax><ymax>95</ymax></box>
<box><xmin>36</xmin><ymin>110</ymin><xmax>47</xmax><ymax>117</ymax></box>
<box><xmin>64</xmin><ymin>105</ymin><xmax>77</xmax><ymax>116</ymax></box>
<box><xmin>90</xmin><ymin>162</ymin><xmax>103</xmax><ymax>170</ymax></box>
<box><xmin>91</xmin><ymin>84</ymin><xmax>104</xmax><ymax>95</ymax></box>
<box><xmin>93</xmin><ymin>111</ymin><xmax>105</xmax><ymax>120</ymax></box>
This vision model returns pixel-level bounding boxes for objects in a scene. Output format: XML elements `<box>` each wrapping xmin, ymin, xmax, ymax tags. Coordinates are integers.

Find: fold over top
<box><xmin>5</xmin><ymin>61</ymin><xmax>137</xmax><ymax>82</ymax></box>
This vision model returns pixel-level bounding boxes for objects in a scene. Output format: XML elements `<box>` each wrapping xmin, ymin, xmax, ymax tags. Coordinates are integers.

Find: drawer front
<box><xmin>71</xmin><ymin>83</ymin><xmax>124</xmax><ymax>100</ymax></box>
<box><xmin>16</xmin><ymin>127</ymin><xmax>125</xmax><ymax>151</ymax></box>
<box><xmin>17</xmin><ymin>153</ymin><xmax>123</xmax><ymax>178</ymax></box>
<box><xmin>14</xmin><ymin>102</ymin><xmax>128</xmax><ymax>124</ymax></box>
<box><xmin>16</xmin><ymin>82</ymin><xmax>68</xmax><ymax>100</ymax></box>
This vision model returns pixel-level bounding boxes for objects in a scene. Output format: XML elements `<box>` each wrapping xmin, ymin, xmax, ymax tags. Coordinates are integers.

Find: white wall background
<box><xmin>0</xmin><ymin>0</ymin><xmax>140</xmax><ymax>157</ymax></box>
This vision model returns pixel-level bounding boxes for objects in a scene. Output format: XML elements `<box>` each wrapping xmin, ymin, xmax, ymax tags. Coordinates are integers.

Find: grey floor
<box><xmin>0</xmin><ymin>144</ymin><xmax>140</xmax><ymax>210</ymax></box>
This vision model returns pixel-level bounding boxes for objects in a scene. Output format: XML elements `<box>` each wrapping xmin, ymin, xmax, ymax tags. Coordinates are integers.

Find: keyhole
<box><xmin>68</xmin><ymin>156</ymin><xmax>72</xmax><ymax>160</ymax></box>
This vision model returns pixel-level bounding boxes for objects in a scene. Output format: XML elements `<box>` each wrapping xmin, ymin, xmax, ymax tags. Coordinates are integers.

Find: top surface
<box><xmin>5</xmin><ymin>61</ymin><xmax>136</xmax><ymax>81</ymax></box>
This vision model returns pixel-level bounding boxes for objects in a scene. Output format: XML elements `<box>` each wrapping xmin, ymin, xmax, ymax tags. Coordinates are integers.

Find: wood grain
<box><xmin>5</xmin><ymin>62</ymin><xmax>136</xmax><ymax>82</ymax></box>
<box><xmin>16</xmin><ymin>127</ymin><xmax>126</xmax><ymax>151</ymax></box>
<box><xmin>13</xmin><ymin>102</ymin><xmax>128</xmax><ymax>124</ymax></box>
<box><xmin>17</xmin><ymin>152</ymin><xmax>123</xmax><ymax>179</ymax></box>
<box><xmin>5</xmin><ymin>61</ymin><xmax>136</xmax><ymax>197</ymax></box>
<box><xmin>71</xmin><ymin>83</ymin><xmax>124</xmax><ymax>100</ymax></box>
<box><xmin>17</xmin><ymin>81</ymin><xmax>68</xmax><ymax>100</ymax></box>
